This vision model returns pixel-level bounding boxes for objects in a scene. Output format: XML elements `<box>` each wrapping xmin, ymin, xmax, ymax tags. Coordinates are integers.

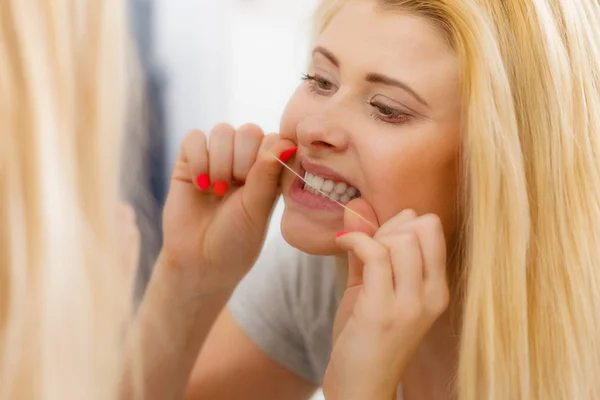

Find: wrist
<box><xmin>155</xmin><ymin>251</ymin><xmax>240</xmax><ymax>299</ymax></box>
<box><xmin>149</xmin><ymin>253</ymin><xmax>235</xmax><ymax>317</ymax></box>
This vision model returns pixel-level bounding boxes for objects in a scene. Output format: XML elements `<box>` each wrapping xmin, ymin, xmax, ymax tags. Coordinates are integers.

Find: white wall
<box><xmin>153</xmin><ymin>2</ymin><xmax>325</xmax><ymax>397</ymax></box>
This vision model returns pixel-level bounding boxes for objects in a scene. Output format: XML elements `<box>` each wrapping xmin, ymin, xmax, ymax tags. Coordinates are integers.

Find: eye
<box><xmin>369</xmin><ymin>101</ymin><xmax>412</xmax><ymax>124</ymax></box>
<box><xmin>301</xmin><ymin>73</ymin><xmax>337</xmax><ymax>96</ymax></box>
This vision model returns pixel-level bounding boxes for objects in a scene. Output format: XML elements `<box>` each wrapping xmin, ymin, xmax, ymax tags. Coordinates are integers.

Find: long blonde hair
<box><xmin>0</xmin><ymin>0</ymin><xmax>135</xmax><ymax>398</ymax></box>
<box><xmin>315</xmin><ymin>0</ymin><xmax>600</xmax><ymax>398</ymax></box>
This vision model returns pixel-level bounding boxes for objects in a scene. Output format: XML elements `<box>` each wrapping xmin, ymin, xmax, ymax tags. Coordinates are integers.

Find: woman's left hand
<box><xmin>322</xmin><ymin>199</ymin><xmax>449</xmax><ymax>400</ymax></box>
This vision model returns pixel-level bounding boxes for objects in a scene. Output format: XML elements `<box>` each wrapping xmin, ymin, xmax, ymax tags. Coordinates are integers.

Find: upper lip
<box><xmin>300</xmin><ymin>157</ymin><xmax>356</xmax><ymax>187</ymax></box>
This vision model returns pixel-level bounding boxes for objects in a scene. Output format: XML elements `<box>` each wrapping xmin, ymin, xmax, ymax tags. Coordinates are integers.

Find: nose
<box><xmin>296</xmin><ymin>110</ymin><xmax>350</xmax><ymax>156</ymax></box>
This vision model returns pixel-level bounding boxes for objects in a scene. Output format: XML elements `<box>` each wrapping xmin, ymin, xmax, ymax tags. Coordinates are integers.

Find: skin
<box><xmin>128</xmin><ymin>1</ymin><xmax>462</xmax><ymax>399</ymax></box>
<box><xmin>279</xmin><ymin>0</ymin><xmax>461</xmax><ymax>255</ymax></box>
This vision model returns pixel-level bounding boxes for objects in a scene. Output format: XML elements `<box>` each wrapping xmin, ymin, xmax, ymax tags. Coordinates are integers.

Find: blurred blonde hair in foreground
<box><xmin>0</xmin><ymin>0</ymin><xmax>137</xmax><ymax>398</ymax></box>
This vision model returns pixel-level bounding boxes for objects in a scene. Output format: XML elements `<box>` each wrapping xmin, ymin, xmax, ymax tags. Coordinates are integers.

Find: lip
<box><xmin>283</xmin><ymin>156</ymin><xmax>358</xmax><ymax>214</ymax></box>
<box><xmin>300</xmin><ymin>157</ymin><xmax>355</xmax><ymax>186</ymax></box>
<box><xmin>287</xmin><ymin>176</ymin><xmax>345</xmax><ymax>213</ymax></box>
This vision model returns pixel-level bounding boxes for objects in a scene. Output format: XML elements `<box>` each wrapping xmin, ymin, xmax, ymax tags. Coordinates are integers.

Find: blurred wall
<box><xmin>153</xmin><ymin>0</ymin><xmax>319</xmax><ymax>240</ymax></box>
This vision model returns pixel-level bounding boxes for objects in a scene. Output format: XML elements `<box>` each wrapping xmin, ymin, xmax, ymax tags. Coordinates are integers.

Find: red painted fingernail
<box><xmin>336</xmin><ymin>231</ymin><xmax>349</xmax><ymax>238</ymax></box>
<box><xmin>213</xmin><ymin>181</ymin><xmax>229</xmax><ymax>197</ymax></box>
<box><xmin>279</xmin><ymin>146</ymin><xmax>298</xmax><ymax>163</ymax></box>
<box><xmin>197</xmin><ymin>174</ymin><xmax>210</xmax><ymax>190</ymax></box>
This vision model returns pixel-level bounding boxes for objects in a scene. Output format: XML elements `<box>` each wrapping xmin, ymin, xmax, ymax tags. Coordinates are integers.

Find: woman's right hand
<box><xmin>160</xmin><ymin>123</ymin><xmax>296</xmax><ymax>294</ymax></box>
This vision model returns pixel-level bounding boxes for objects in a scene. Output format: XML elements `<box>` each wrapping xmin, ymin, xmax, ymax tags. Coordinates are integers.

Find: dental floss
<box><xmin>270</xmin><ymin>153</ymin><xmax>378</xmax><ymax>229</ymax></box>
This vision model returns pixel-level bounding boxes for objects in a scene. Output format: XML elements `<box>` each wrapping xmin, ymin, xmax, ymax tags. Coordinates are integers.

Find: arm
<box><xmin>120</xmin><ymin>126</ymin><xmax>297</xmax><ymax>399</ymax></box>
<box><xmin>184</xmin><ymin>307</ymin><xmax>317</xmax><ymax>400</ymax></box>
<box><xmin>121</xmin><ymin>255</ymin><xmax>232</xmax><ymax>400</ymax></box>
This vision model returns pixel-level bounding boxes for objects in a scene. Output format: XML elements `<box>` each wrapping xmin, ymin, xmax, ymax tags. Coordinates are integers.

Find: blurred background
<box><xmin>130</xmin><ymin>0</ymin><xmax>323</xmax><ymax>398</ymax></box>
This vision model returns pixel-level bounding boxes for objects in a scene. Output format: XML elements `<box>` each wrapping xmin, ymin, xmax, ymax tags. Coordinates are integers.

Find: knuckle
<box><xmin>182</xmin><ymin>129</ymin><xmax>205</xmax><ymax>146</ymax></box>
<box><xmin>418</xmin><ymin>213</ymin><xmax>443</xmax><ymax>233</ymax></box>
<box><xmin>401</xmin><ymin>208</ymin><xmax>418</xmax><ymax>219</ymax></box>
<box><xmin>210</xmin><ymin>122</ymin><xmax>235</xmax><ymax>138</ymax></box>
<box><xmin>237</xmin><ymin>123</ymin><xmax>264</xmax><ymax>138</ymax></box>
<box><xmin>428</xmin><ymin>288</ymin><xmax>450</xmax><ymax>314</ymax></box>
<box><xmin>380</xmin><ymin>232</ymin><xmax>418</xmax><ymax>252</ymax></box>
<box><xmin>370</xmin><ymin>245</ymin><xmax>390</xmax><ymax>265</ymax></box>
<box><xmin>259</xmin><ymin>133</ymin><xmax>280</xmax><ymax>152</ymax></box>
<box><xmin>398</xmin><ymin>231</ymin><xmax>419</xmax><ymax>247</ymax></box>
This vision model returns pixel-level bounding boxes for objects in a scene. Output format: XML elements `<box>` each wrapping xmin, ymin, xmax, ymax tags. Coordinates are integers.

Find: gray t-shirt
<box><xmin>228</xmin><ymin>235</ymin><xmax>341</xmax><ymax>385</ymax></box>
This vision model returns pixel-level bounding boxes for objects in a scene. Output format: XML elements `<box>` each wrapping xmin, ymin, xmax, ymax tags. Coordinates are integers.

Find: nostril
<box><xmin>312</xmin><ymin>140</ymin><xmax>335</xmax><ymax>148</ymax></box>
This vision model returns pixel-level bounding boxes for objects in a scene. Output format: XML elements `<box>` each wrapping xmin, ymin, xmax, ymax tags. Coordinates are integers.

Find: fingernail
<box><xmin>197</xmin><ymin>174</ymin><xmax>210</xmax><ymax>190</ymax></box>
<box><xmin>336</xmin><ymin>231</ymin><xmax>349</xmax><ymax>238</ymax></box>
<box><xmin>213</xmin><ymin>181</ymin><xmax>229</xmax><ymax>197</ymax></box>
<box><xmin>279</xmin><ymin>146</ymin><xmax>298</xmax><ymax>163</ymax></box>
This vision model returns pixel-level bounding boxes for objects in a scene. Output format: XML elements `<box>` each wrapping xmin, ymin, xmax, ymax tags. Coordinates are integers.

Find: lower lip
<box><xmin>288</xmin><ymin>177</ymin><xmax>346</xmax><ymax>213</ymax></box>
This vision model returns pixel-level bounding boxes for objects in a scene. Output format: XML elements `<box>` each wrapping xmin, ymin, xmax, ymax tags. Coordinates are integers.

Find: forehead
<box><xmin>316</xmin><ymin>0</ymin><xmax>459</xmax><ymax>107</ymax></box>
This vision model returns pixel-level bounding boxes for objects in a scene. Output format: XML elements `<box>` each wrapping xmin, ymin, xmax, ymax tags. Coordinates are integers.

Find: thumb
<box><xmin>343</xmin><ymin>198</ymin><xmax>379</xmax><ymax>288</ymax></box>
<box><xmin>242</xmin><ymin>135</ymin><xmax>297</xmax><ymax>228</ymax></box>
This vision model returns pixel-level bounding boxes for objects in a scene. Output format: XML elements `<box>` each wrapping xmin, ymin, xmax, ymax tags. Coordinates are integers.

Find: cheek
<box><xmin>279</xmin><ymin>87</ymin><xmax>309</xmax><ymax>140</ymax></box>
<box><xmin>363</xmin><ymin>133</ymin><xmax>460</xmax><ymax>226</ymax></box>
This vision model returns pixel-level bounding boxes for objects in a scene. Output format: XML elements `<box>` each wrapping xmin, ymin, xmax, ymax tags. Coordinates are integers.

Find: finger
<box><xmin>180</xmin><ymin>129</ymin><xmax>209</xmax><ymax>189</ymax></box>
<box><xmin>257</xmin><ymin>133</ymin><xmax>280</xmax><ymax>154</ymax></box>
<box><xmin>336</xmin><ymin>232</ymin><xmax>393</xmax><ymax>301</ymax></box>
<box><xmin>344</xmin><ymin>198</ymin><xmax>379</xmax><ymax>235</ymax></box>
<box><xmin>343</xmin><ymin>198</ymin><xmax>379</xmax><ymax>288</ymax></box>
<box><xmin>400</xmin><ymin>214</ymin><xmax>447</xmax><ymax>285</ymax></box>
<box><xmin>242</xmin><ymin>136</ymin><xmax>297</xmax><ymax>230</ymax></box>
<box><xmin>379</xmin><ymin>232</ymin><xmax>424</xmax><ymax>298</ymax></box>
<box><xmin>375</xmin><ymin>208</ymin><xmax>418</xmax><ymax>239</ymax></box>
<box><xmin>233</xmin><ymin>123</ymin><xmax>264</xmax><ymax>183</ymax></box>
<box><xmin>208</xmin><ymin>123</ymin><xmax>236</xmax><ymax>196</ymax></box>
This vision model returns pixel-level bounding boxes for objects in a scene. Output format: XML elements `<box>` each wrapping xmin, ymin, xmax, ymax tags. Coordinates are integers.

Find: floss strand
<box><xmin>270</xmin><ymin>153</ymin><xmax>378</xmax><ymax>229</ymax></box>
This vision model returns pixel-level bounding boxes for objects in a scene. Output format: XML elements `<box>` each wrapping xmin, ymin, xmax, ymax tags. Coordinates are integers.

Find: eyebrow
<box><xmin>365</xmin><ymin>73</ymin><xmax>429</xmax><ymax>107</ymax></box>
<box><xmin>313</xmin><ymin>46</ymin><xmax>340</xmax><ymax>67</ymax></box>
<box><xmin>312</xmin><ymin>46</ymin><xmax>429</xmax><ymax>108</ymax></box>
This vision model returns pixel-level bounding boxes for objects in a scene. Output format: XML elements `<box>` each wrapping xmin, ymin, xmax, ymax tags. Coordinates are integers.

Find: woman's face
<box><xmin>280</xmin><ymin>0</ymin><xmax>461</xmax><ymax>255</ymax></box>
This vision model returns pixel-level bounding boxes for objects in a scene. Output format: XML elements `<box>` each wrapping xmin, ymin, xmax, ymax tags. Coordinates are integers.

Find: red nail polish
<box><xmin>197</xmin><ymin>174</ymin><xmax>210</xmax><ymax>190</ymax></box>
<box><xmin>336</xmin><ymin>232</ymin><xmax>349</xmax><ymax>238</ymax></box>
<box><xmin>213</xmin><ymin>181</ymin><xmax>229</xmax><ymax>197</ymax></box>
<box><xmin>279</xmin><ymin>147</ymin><xmax>298</xmax><ymax>163</ymax></box>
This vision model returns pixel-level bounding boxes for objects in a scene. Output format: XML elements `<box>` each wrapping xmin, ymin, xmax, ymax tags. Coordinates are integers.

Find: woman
<box><xmin>2</xmin><ymin>1</ymin><xmax>600</xmax><ymax>400</ymax></box>
<box><xmin>182</xmin><ymin>0</ymin><xmax>600</xmax><ymax>399</ymax></box>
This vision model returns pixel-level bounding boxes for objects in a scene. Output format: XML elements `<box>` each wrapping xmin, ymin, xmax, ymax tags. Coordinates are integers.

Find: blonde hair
<box><xmin>315</xmin><ymin>0</ymin><xmax>600</xmax><ymax>399</ymax></box>
<box><xmin>0</xmin><ymin>0</ymin><xmax>135</xmax><ymax>398</ymax></box>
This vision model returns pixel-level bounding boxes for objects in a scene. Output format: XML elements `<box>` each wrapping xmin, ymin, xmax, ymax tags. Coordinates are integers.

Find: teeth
<box><xmin>311</xmin><ymin>175</ymin><xmax>324</xmax><ymax>191</ymax></box>
<box><xmin>334</xmin><ymin>182</ymin><xmax>347</xmax><ymax>194</ymax></box>
<box><xmin>302</xmin><ymin>171</ymin><xmax>360</xmax><ymax>201</ymax></box>
<box><xmin>321</xmin><ymin>179</ymin><xmax>335</xmax><ymax>193</ymax></box>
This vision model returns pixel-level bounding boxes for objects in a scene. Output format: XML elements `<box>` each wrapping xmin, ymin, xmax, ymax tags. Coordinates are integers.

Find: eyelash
<box><xmin>301</xmin><ymin>73</ymin><xmax>412</xmax><ymax>125</ymax></box>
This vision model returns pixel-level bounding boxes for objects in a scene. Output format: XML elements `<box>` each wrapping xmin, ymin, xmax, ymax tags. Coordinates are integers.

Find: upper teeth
<box><xmin>303</xmin><ymin>172</ymin><xmax>360</xmax><ymax>202</ymax></box>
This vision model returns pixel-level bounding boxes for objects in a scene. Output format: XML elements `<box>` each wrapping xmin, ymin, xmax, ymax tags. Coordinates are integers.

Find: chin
<box><xmin>280</xmin><ymin>208</ymin><xmax>342</xmax><ymax>255</ymax></box>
